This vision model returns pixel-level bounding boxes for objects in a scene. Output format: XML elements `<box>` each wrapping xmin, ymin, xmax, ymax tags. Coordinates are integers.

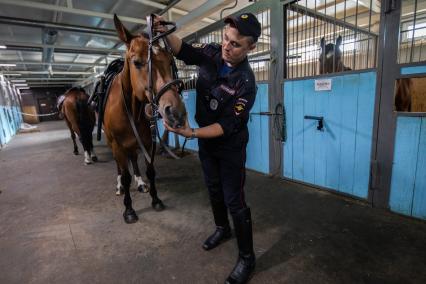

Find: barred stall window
<box><xmin>398</xmin><ymin>0</ymin><xmax>426</xmax><ymax>64</ymax></box>
<box><xmin>248</xmin><ymin>9</ymin><xmax>271</xmax><ymax>82</ymax></box>
<box><xmin>177</xmin><ymin>9</ymin><xmax>271</xmax><ymax>88</ymax></box>
<box><xmin>286</xmin><ymin>0</ymin><xmax>380</xmax><ymax>79</ymax></box>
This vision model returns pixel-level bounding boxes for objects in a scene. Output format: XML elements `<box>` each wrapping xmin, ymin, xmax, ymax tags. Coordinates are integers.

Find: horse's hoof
<box><xmin>91</xmin><ymin>156</ymin><xmax>98</xmax><ymax>162</ymax></box>
<box><xmin>73</xmin><ymin>151</ymin><xmax>79</xmax><ymax>155</ymax></box>
<box><xmin>137</xmin><ymin>184</ymin><xmax>150</xmax><ymax>193</ymax></box>
<box><xmin>84</xmin><ymin>160</ymin><xmax>92</xmax><ymax>165</ymax></box>
<box><xmin>116</xmin><ymin>187</ymin><xmax>123</xmax><ymax>196</ymax></box>
<box><xmin>123</xmin><ymin>209</ymin><xmax>138</xmax><ymax>224</ymax></box>
<box><xmin>152</xmin><ymin>200</ymin><xmax>165</xmax><ymax>211</ymax></box>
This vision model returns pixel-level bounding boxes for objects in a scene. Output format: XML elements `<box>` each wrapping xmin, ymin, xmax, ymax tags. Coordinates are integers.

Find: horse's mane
<box><xmin>65</xmin><ymin>86</ymin><xmax>86</xmax><ymax>95</ymax></box>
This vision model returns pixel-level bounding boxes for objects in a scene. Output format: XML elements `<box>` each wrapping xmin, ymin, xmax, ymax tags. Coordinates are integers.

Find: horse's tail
<box><xmin>75</xmin><ymin>89</ymin><xmax>94</xmax><ymax>151</ymax></box>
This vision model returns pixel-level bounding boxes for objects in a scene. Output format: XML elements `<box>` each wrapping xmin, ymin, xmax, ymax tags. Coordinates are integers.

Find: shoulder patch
<box><xmin>191</xmin><ymin>43</ymin><xmax>207</xmax><ymax>49</ymax></box>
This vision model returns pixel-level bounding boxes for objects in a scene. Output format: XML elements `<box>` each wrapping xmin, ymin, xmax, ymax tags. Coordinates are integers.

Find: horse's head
<box><xmin>114</xmin><ymin>14</ymin><xmax>187</xmax><ymax>128</ymax></box>
<box><xmin>319</xmin><ymin>35</ymin><xmax>343</xmax><ymax>74</ymax></box>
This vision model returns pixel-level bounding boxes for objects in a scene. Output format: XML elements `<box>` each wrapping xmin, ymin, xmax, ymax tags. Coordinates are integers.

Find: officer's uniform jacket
<box><xmin>177</xmin><ymin>42</ymin><xmax>257</xmax><ymax>150</ymax></box>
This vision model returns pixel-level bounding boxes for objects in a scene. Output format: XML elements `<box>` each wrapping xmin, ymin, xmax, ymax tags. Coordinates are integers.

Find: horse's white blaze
<box><xmin>116</xmin><ymin>175</ymin><xmax>123</xmax><ymax>195</ymax></box>
<box><xmin>84</xmin><ymin>151</ymin><xmax>92</xmax><ymax>164</ymax></box>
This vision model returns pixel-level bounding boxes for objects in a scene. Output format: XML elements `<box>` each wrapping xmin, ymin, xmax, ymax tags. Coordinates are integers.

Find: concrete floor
<box><xmin>0</xmin><ymin>121</ymin><xmax>425</xmax><ymax>284</ymax></box>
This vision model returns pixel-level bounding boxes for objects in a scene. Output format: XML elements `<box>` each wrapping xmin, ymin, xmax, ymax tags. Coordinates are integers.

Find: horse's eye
<box><xmin>133</xmin><ymin>60</ymin><xmax>145</xmax><ymax>69</ymax></box>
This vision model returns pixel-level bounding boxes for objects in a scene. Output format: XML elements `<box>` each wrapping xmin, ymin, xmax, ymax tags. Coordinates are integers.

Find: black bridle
<box><xmin>146</xmin><ymin>14</ymin><xmax>184</xmax><ymax>108</ymax></box>
<box><xmin>121</xmin><ymin>14</ymin><xmax>184</xmax><ymax>164</ymax></box>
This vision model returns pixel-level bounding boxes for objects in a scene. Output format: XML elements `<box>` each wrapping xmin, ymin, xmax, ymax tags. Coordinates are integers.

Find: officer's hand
<box><xmin>153</xmin><ymin>14</ymin><xmax>168</xmax><ymax>33</ymax></box>
<box><xmin>163</xmin><ymin>117</ymin><xmax>192</xmax><ymax>138</ymax></box>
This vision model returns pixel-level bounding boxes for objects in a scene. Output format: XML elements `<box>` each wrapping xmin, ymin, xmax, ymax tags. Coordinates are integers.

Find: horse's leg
<box><xmin>145</xmin><ymin>160</ymin><xmax>165</xmax><ymax>211</ymax></box>
<box><xmin>130</xmin><ymin>156</ymin><xmax>149</xmax><ymax>193</ymax></box>
<box><xmin>89</xmin><ymin>114</ymin><xmax>98</xmax><ymax>162</ymax></box>
<box><xmin>65</xmin><ymin>118</ymin><xmax>78</xmax><ymax>155</ymax></box>
<box><xmin>115</xmin><ymin>161</ymin><xmax>124</xmax><ymax>196</ymax></box>
<box><xmin>113</xmin><ymin>145</ymin><xmax>138</xmax><ymax>223</ymax></box>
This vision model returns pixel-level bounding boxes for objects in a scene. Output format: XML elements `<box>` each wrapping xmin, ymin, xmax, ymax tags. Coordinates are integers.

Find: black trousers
<box><xmin>198</xmin><ymin>140</ymin><xmax>247</xmax><ymax>215</ymax></box>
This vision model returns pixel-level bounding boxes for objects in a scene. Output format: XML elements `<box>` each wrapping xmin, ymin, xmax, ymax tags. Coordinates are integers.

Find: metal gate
<box><xmin>374</xmin><ymin>0</ymin><xmax>426</xmax><ymax>219</ymax></box>
<box><xmin>282</xmin><ymin>0</ymin><xmax>380</xmax><ymax>199</ymax></box>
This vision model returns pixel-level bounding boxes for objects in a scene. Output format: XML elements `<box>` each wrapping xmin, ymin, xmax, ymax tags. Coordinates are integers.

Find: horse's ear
<box><xmin>114</xmin><ymin>14</ymin><xmax>133</xmax><ymax>47</ymax></box>
<box><xmin>336</xmin><ymin>35</ymin><xmax>342</xmax><ymax>47</ymax></box>
<box><xmin>320</xmin><ymin>37</ymin><xmax>325</xmax><ymax>49</ymax></box>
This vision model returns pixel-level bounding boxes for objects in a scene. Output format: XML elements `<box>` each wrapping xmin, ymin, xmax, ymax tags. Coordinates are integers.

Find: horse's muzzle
<box><xmin>164</xmin><ymin>106</ymin><xmax>186</xmax><ymax>129</ymax></box>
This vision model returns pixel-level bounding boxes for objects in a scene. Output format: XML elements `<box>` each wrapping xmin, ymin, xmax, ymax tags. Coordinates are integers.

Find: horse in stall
<box><xmin>58</xmin><ymin>87</ymin><xmax>97</xmax><ymax>164</ymax></box>
<box><xmin>319</xmin><ymin>35</ymin><xmax>351</xmax><ymax>74</ymax></box>
<box><xmin>103</xmin><ymin>15</ymin><xmax>186</xmax><ymax>223</ymax></box>
<box><xmin>395</xmin><ymin>78</ymin><xmax>413</xmax><ymax>112</ymax></box>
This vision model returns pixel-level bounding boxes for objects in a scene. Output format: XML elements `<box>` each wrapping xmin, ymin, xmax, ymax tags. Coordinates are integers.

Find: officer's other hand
<box><xmin>153</xmin><ymin>14</ymin><xmax>168</xmax><ymax>33</ymax></box>
<box><xmin>163</xmin><ymin>117</ymin><xmax>192</xmax><ymax>138</ymax></box>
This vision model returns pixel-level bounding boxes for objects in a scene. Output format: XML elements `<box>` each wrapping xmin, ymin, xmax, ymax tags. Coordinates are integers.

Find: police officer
<box><xmin>155</xmin><ymin>12</ymin><xmax>261</xmax><ymax>284</ymax></box>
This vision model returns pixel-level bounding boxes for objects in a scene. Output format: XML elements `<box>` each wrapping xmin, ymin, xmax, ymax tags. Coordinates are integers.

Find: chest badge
<box><xmin>210</xmin><ymin>98</ymin><xmax>219</xmax><ymax>110</ymax></box>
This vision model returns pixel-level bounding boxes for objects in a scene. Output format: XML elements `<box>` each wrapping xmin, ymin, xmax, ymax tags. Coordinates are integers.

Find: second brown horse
<box><xmin>103</xmin><ymin>15</ymin><xmax>187</xmax><ymax>223</ymax></box>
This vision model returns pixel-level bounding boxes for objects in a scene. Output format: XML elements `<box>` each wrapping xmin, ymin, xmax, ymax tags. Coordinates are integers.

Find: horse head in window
<box><xmin>319</xmin><ymin>35</ymin><xmax>351</xmax><ymax>74</ymax></box>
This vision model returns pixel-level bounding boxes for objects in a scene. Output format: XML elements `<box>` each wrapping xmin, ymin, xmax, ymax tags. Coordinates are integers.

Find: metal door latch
<box><xmin>304</xmin><ymin>115</ymin><xmax>324</xmax><ymax>131</ymax></box>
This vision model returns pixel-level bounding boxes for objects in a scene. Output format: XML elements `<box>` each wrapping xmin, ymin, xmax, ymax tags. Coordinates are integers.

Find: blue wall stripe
<box><xmin>0</xmin><ymin>105</ymin><xmax>22</xmax><ymax>146</ymax></box>
<box><xmin>246</xmin><ymin>83</ymin><xmax>269</xmax><ymax>174</ymax></box>
<box><xmin>292</xmin><ymin>80</ymin><xmax>305</xmax><ymax>181</ymax></box>
<box><xmin>339</xmin><ymin>74</ymin><xmax>358</xmax><ymax>195</ymax></box>
<box><xmin>303</xmin><ymin>79</ymin><xmax>316</xmax><ymax>184</ymax></box>
<box><xmin>325</xmin><ymin>76</ymin><xmax>342</xmax><ymax>190</ymax></box>
<box><xmin>314</xmin><ymin>83</ymin><xmax>327</xmax><ymax>187</ymax></box>
<box><xmin>390</xmin><ymin>117</ymin><xmax>421</xmax><ymax>215</ymax></box>
<box><xmin>283</xmin><ymin>71</ymin><xmax>376</xmax><ymax>200</ymax></box>
<box><xmin>401</xmin><ymin>66</ymin><xmax>426</xmax><ymax>75</ymax></box>
<box><xmin>283</xmin><ymin>81</ymin><xmax>293</xmax><ymax>179</ymax></box>
<box><xmin>353</xmin><ymin>72</ymin><xmax>375</xmax><ymax>198</ymax></box>
<box><xmin>412</xmin><ymin>118</ymin><xmax>426</xmax><ymax>219</ymax></box>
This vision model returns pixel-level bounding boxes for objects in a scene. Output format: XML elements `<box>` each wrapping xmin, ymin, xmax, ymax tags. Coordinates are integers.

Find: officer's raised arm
<box><xmin>153</xmin><ymin>14</ymin><xmax>182</xmax><ymax>55</ymax></box>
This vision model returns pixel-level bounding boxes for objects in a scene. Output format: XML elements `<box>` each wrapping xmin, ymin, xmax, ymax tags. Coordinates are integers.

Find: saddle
<box><xmin>89</xmin><ymin>58</ymin><xmax>125</xmax><ymax>141</ymax></box>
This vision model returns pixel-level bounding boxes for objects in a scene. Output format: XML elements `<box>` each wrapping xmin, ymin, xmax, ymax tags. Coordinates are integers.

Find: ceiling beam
<box><xmin>3</xmin><ymin>41</ymin><xmax>125</xmax><ymax>55</ymax></box>
<box><xmin>0</xmin><ymin>61</ymin><xmax>106</xmax><ymax>67</ymax></box>
<box><xmin>175</xmin><ymin>0</ymin><xmax>236</xmax><ymax>38</ymax></box>
<box><xmin>0</xmin><ymin>0</ymin><xmax>147</xmax><ymax>25</ymax></box>
<box><xmin>12</xmin><ymin>77</ymin><xmax>84</xmax><ymax>81</ymax></box>
<box><xmin>132</xmin><ymin>0</ymin><xmax>215</xmax><ymax>24</ymax></box>
<box><xmin>0</xmin><ymin>16</ymin><xmax>118</xmax><ymax>39</ymax></box>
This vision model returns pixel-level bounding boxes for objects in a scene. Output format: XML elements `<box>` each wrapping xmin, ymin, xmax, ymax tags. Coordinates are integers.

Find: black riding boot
<box><xmin>225</xmin><ymin>207</ymin><xmax>255</xmax><ymax>284</ymax></box>
<box><xmin>203</xmin><ymin>199</ymin><xmax>231</xmax><ymax>251</ymax></box>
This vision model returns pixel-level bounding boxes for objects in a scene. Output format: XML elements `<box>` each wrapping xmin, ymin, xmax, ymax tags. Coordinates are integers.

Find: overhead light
<box><xmin>0</xmin><ymin>64</ymin><xmax>16</xmax><ymax>67</ymax></box>
<box><xmin>2</xmin><ymin>74</ymin><xmax>22</xmax><ymax>76</ymax></box>
<box><xmin>14</xmin><ymin>83</ymin><xmax>28</xmax><ymax>87</ymax></box>
<box><xmin>11</xmin><ymin>79</ymin><xmax>26</xmax><ymax>83</ymax></box>
<box><xmin>0</xmin><ymin>45</ymin><xmax>6</xmax><ymax>49</ymax></box>
<box><xmin>17</xmin><ymin>86</ymin><xmax>30</xmax><ymax>89</ymax></box>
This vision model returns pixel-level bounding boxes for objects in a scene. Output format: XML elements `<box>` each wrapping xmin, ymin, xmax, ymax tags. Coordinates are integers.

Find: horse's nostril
<box><xmin>164</xmin><ymin>105</ymin><xmax>172</xmax><ymax>115</ymax></box>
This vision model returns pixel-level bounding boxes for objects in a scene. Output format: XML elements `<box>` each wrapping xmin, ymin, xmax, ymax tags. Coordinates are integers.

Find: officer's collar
<box><xmin>221</xmin><ymin>56</ymin><xmax>249</xmax><ymax>75</ymax></box>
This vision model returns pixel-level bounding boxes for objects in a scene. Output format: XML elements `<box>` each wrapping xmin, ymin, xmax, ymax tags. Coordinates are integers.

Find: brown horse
<box><xmin>103</xmin><ymin>15</ymin><xmax>187</xmax><ymax>223</ymax></box>
<box><xmin>395</xmin><ymin>78</ymin><xmax>412</xmax><ymax>112</ymax></box>
<box><xmin>319</xmin><ymin>35</ymin><xmax>351</xmax><ymax>74</ymax></box>
<box><xmin>59</xmin><ymin>87</ymin><xmax>97</xmax><ymax>164</ymax></box>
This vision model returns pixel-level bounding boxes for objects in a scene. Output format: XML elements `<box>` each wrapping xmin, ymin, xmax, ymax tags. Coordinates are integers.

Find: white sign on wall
<box><xmin>315</xmin><ymin>79</ymin><xmax>332</xmax><ymax>91</ymax></box>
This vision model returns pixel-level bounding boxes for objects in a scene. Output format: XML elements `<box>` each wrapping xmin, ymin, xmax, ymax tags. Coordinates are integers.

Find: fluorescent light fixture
<box><xmin>14</xmin><ymin>83</ymin><xmax>28</xmax><ymax>87</ymax></box>
<box><xmin>2</xmin><ymin>74</ymin><xmax>22</xmax><ymax>76</ymax></box>
<box><xmin>17</xmin><ymin>86</ymin><xmax>30</xmax><ymax>89</ymax></box>
<box><xmin>0</xmin><ymin>45</ymin><xmax>6</xmax><ymax>49</ymax></box>
<box><xmin>0</xmin><ymin>64</ymin><xmax>16</xmax><ymax>67</ymax></box>
<box><xmin>11</xmin><ymin>79</ymin><xmax>26</xmax><ymax>83</ymax></box>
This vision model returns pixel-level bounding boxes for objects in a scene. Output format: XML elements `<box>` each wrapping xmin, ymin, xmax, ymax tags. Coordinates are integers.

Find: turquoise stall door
<box><xmin>283</xmin><ymin>72</ymin><xmax>376</xmax><ymax>199</ymax></box>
